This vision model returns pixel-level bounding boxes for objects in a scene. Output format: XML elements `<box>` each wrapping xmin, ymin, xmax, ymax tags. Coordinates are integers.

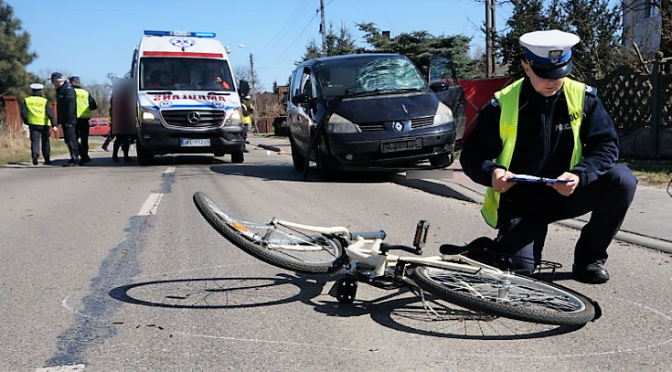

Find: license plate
<box><xmin>381</xmin><ymin>138</ymin><xmax>423</xmax><ymax>153</ymax></box>
<box><xmin>180</xmin><ymin>138</ymin><xmax>211</xmax><ymax>147</ymax></box>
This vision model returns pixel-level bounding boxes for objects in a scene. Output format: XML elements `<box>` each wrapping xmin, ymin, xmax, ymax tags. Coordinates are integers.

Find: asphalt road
<box><xmin>1</xmin><ymin>147</ymin><xmax>671</xmax><ymax>372</ymax></box>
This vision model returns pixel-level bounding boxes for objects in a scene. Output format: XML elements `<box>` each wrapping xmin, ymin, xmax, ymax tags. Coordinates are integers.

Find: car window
<box><xmin>315</xmin><ymin>55</ymin><xmax>427</xmax><ymax>98</ymax></box>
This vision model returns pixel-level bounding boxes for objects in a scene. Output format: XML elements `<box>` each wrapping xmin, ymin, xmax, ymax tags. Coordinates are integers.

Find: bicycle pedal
<box><xmin>413</xmin><ymin>220</ymin><xmax>429</xmax><ymax>249</ymax></box>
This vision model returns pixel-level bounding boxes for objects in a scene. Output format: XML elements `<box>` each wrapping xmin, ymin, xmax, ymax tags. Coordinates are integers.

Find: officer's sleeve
<box><xmin>571</xmin><ymin>92</ymin><xmax>619</xmax><ymax>187</ymax></box>
<box><xmin>66</xmin><ymin>87</ymin><xmax>78</xmax><ymax>125</ymax></box>
<box><xmin>459</xmin><ymin>98</ymin><xmax>505</xmax><ymax>187</ymax></box>
<box><xmin>46</xmin><ymin>103</ymin><xmax>56</xmax><ymax>126</ymax></box>
<box><xmin>89</xmin><ymin>94</ymin><xmax>98</xmax><ymax>111</ymax></box>
<box><xmin>20</xmin><ymin>100</ymin><xmax>28</xmax><ymax>124</ymax></box>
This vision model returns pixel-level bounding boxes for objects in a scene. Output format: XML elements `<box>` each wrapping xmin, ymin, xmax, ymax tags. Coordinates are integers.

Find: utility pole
<box><xmin>249</xmin><ymin>52</ymin><xmax>258</xmax><ymax>132</ymax></box>
<box><xmin>320</xmin><ymin>0</ymin><xmax>327</xmax><ymax>56</ymax></box>
<box><xmin>484</xmin><ymin>0</ymin><xmax>497</xmax><ymax>77</ymax></box>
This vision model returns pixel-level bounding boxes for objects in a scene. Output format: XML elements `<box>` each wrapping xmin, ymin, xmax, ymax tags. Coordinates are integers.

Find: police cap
<box><xmin>30</xmin><ymin>83</ymin><xmax>44</xmax><ymax>90</ymax></box>
<box><xmin>50</xmin><ymin>72</ymin><xmax>63</xmax><ymax>80</ymax></box>
<box><xmin>520</xmin><ymin>30</ymin><xmax>580</xmax><ymax>79</ymax></box>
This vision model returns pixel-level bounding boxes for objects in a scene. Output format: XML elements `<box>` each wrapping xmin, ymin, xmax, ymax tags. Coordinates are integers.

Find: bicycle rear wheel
<box><xmin>411</xmin><ymin>265</ymin><xmax>596</xmax><ymax>325</ymax></box>
<box><xmin>193</xmin><ymin>191</ymin><xmax>343</xmax><ymax>274</ymax></box>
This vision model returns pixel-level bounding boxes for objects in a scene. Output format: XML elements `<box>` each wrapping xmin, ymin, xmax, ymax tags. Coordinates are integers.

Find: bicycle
<box><xmin>193</xmin><ymin>191</ymin><xmax>600</xmax><ymax>326</ymax></box>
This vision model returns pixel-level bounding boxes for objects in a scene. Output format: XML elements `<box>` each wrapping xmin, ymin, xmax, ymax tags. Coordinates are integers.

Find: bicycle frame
<box><xmin>274</xmin><ymin>219</ymin><xmax>506</xmax><ymax>280</ymax></box>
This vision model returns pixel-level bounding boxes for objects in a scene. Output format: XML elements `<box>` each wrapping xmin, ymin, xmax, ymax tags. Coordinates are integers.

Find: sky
<box><xmin>10</xmin><ymin>0</ymin><xmax>512</xmax><ymax>92</ymax></box>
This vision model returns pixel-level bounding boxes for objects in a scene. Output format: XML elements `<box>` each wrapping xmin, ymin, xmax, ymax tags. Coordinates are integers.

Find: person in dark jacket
<box><xmin>110</xmin><ymin>79</ymin><xmax>135</xmax><ymax>162</ymax></box>
<box><xmin>21</xmin><ymin>83</ymin><xmax>56</xmax><ymax>165</ymax></box>
<box><xmin>50</xmin><ymin>72</ymin><xmax>80</xmax><ymax>166</ymax></box>
<box><xmin>69</xmin><ymin>75</ymin><xmax>98</xmax><ymax>165</ymax></box>
<box><xmin>459</xmin><ymin>30</ymin><xmax>637</xmax><ymax>284</ymax></box>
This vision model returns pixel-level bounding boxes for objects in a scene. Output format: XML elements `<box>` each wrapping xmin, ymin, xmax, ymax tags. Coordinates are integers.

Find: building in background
<box><xmin>623</xmin><ymin>0</ymin><xmax>663</xmax><ymax>56</ymax></box>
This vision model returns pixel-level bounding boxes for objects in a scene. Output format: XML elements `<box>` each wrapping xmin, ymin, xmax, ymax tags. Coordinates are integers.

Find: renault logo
<box><xmin>393</xmin><ymin>121</ymin><xmax>404</xmax><ymax>132</ymax></box>
<box><xmin>187</xmin><ymin>111</ymin><xmax>201</xmax><ymax>124</ymax></box>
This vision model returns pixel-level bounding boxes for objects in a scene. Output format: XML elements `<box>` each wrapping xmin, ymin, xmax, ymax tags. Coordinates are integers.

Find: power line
<box><xmin>255</xmin><ymin>0</ymin><xmax>316</xmax><ymax>59</ymax></box>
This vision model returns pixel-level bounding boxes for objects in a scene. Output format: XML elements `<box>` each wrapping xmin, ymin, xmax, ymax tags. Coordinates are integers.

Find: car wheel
<box><xmin>429</xmin><ymin>152</ymin><xmax>454</xmax><ymax>168</ymax></box>
<box><xmin>231</xmin><ymin>152</ymin><xmax>244</xmax><ymax>163</ymax></box>
<box><xmin>290</xmin><ymin>135</ymin><xmax>306</xmax><ymax>170</ymax></box>
<box><xmin>316</xmin><ymin>136</ymin><xmax>334</xmax><ymax>179</ymax></box>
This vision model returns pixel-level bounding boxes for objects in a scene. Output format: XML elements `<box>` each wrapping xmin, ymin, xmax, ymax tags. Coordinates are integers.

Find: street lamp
<box><xmin>237</xmin><ymin>44</ymin><xmax>258</xmax><ymax>132</ymax></box>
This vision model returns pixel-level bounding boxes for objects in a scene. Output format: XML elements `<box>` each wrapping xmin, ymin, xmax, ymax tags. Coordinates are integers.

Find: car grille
<box><xmin>357</xmin><ymin>116</ymin><xmax>435</xmax><ymax>132</ymax></box>
<box><xmin>161</xmin><ymin>110</ymin><xmax>225</xmax><ymax>128</ymax></box>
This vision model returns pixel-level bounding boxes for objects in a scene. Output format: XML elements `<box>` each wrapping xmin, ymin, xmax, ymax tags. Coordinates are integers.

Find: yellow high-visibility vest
<box><xmin>74</xmin><ymin>88</ymin><xmax>92</xmax><ymax>119</ymax></box>
<box><xmin>25</xmin><ymin>96</ymin><xmax>49</xmax><ymax>126</ymax></box>
<box><xmin>481</xmin><ymin>78</ymin><xmax>585</xmax><ymax>228</ymax></box>
<box><xmin>241</xmin><ymin>103</ymin><xmax>252</xmax><ymax>125</ymax></box>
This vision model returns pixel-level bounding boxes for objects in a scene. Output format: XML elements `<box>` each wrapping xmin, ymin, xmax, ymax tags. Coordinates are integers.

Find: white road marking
<box><xmin>138</xmin><ymin>193</ymin><xmax>163</xmax><ymax>216</ymax></box>
<box><xmin>163</xmin><ymin>167</ymin><xmax>175</xmax><ymax>174</ymax></box>
<box><xmin>35</xmin><ymin>364</ymin><xmax>85</xmax><ymax>371</ymax></box>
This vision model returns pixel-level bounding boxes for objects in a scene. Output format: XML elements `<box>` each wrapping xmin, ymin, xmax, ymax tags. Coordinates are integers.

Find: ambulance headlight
<box><xmin>224</xmin><ymin>109</ymin><xmax>243</xmax><ymax>127</ymax></box>
<box><xmin>140</xmin><ymin>107</ymin><xmax>161</xmax><ymax>124</ymax></box>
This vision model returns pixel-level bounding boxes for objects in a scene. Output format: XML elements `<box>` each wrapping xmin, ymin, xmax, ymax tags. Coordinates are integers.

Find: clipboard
<box><xmin>507</xmin><ymin>175</ymin><xmax>573</xmax><ymax>183</ymax></box>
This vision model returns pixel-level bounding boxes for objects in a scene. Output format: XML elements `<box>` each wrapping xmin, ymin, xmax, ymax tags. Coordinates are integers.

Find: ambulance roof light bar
<box><xmin>144</xmin><ymin>30</ymin><xmax>216</xmax><ymax>38</ymax></box>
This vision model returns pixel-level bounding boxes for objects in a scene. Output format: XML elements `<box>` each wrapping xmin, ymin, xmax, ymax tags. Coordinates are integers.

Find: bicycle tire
<box><xmin>193</xmin><ymin>191</ymin><xmax>343</xmax><ymax>274</ymax></box>
<box><xmin>411</xmin><ymin>265</ymin><xmax>596</xmax><ymax>325</ymax></box>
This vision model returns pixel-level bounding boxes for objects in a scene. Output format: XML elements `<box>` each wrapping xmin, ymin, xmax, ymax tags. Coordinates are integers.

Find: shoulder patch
<box><xmin>584</xmin><ymin>84</ymin><xmax>597</xmax><ymax>96</ymax></box>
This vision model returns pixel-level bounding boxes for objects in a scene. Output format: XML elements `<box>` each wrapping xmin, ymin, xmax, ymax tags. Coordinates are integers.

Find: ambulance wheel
<box><xmin>231</xmin><ymin>152</ymin><xmax>244</xmax><ymax>163</ymax></box>
<box><xmin>136</xmin><ymin>141</ymin><xmax>154</xmax><ymax>166</ymax></box>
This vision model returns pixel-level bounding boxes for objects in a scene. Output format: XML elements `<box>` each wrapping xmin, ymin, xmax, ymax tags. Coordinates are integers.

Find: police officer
<box><xmin>69</xmin><ymin>75</ymin><xmax>97</xmax><ymax>165</ymax></box>
<box><xmin>241</xmin><ymin>95</ymin><xmax>254</xmax><ymax>152</ymax></box>
<box><xmin>20</xmin><ymin>83</ymin><xmax>55</xmax><ymax>165</ymax></box>
<box><xmin>50</xmin><ymin>72</ymin><xmax>79</xmax><ymax>166</ymax></box>
<box><xmin>459</xmin><ymin>30</ymin><xmax>637</xmax><ymax>284</ymax></box>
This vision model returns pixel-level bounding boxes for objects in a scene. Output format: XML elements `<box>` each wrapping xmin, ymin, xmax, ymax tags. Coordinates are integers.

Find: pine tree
<box><xmin>0</xmin><ymin>0</ymin><xmax>37</xmax><ymax>96</ymax></box>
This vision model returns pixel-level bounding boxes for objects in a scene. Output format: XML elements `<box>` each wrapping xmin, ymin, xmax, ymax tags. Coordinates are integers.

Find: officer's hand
<box><xmin>548</xmin><ymin>172</ymin><xmax>579</xmax><ymax>196</ymax></box>
<box><xmin>491</xmin><ymin>167</ymin><xmax>516</xmax><ymax>193</ymax></box>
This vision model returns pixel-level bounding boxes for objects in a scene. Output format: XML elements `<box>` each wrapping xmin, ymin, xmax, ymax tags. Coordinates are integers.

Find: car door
<box><xmin>429</xmin><ymin>54</ymin><xmax>467</xmax><ymax>141</ymax></box>
<box><xmin>287</xmin><ymin>67</ymin><xmax>317</xmax><ymax>154</ymax></box>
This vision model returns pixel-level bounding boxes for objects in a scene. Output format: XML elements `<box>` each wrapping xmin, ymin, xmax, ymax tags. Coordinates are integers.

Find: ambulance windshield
<box><xmin>140</xmin><ymin>58</ymin><xmax>234</xmax><ymax>92</ymax></box>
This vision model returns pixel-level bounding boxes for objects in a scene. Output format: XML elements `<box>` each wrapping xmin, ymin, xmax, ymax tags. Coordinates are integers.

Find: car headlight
<box><xmin>224</xmin><ymin>109</ymin><xmax>243</xmax><ymax>127</ymax></box>
<box><xmin>327</xmin><ymin>113</ymin><xmax>361</xmax><ymax>133</ymax></box>
<box><xmin>434</xmin><ymin>103</ymin><xmax>454</xmax><ymax>125</ymax></box>
<box><xmin>140</xmin><ymin>107</ymin><xmax>161</xmax><ymax>124</ymax></box>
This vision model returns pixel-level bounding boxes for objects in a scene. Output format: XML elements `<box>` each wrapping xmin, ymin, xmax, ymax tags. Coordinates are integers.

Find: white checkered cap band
<box><xmin>30</xmin><ymin>83</ymin><xmax>44</xmax><ymax>90</ymax></box>
<box><xmin>520</xmin><ymin>30</ymin><xmax>580</xmax><ymax>62</ymax></box>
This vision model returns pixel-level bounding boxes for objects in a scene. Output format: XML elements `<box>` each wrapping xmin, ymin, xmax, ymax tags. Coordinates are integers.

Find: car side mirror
<box><xmin>291</xmin><ymin>93</ymin><xmax>310</xmax><ymax>105</ymax></box>
<box><xmin>429</xmin><ymin>81</ymin><xmax>449</xmax><ymax>92</ymax></box>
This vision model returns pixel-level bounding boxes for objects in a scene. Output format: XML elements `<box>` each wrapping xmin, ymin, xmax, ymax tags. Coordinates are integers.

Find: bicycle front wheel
<box><xmin>193</xmin><ymin>191</ymin><xmax>343</xmax><ymax>274</ymax></box>
<box><xmin>412</xmin><ymin>265</ymin><xmax>596</xmax><ymax>325</ymax></box>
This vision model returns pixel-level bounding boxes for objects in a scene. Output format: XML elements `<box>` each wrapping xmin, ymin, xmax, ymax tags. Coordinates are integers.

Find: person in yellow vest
<box><xmin>241</xmin><ymin>95</ymin><xmax>254</xmax><ymax>152</ymax></box>
<box><xmin>20</xmin><ymin>83</ymin><xmax>56</xmax><ymax>165</ymax></box>
<box><xmin>458</xmin><ymin>30</ymin><xmax>637</xmax><ymax>284</ymax></box>
<box><xmin>69</xmin><ymin>75</ymin><xmax>97</xmax><ymax>165</ymax></box>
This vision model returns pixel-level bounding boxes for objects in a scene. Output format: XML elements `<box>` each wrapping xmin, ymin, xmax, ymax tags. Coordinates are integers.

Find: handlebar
<box><xmin>350</xmin><ymin>230</ymin><xmax>387</xmax><ymax>240</ymax></box>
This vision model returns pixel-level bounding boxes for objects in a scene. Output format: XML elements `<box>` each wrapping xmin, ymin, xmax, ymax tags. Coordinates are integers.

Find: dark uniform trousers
<box><xmin>62</xmin><ymin>124</ymin><xmax>79</xmax><ymax>163</ymax></box>
<box><xmin>495</xmin><ymin>164</ymin><xmax>638</xmax><ymax>274</ymax></box>
<box><xmin>28</xmin><ymin>124</ymin><xmax>51</xmax><ymax>161</ymax></box>
<box><xmin>76</xmin><ymin>118</ymin><xmax>90</xmax><ymax>161</ymax></box>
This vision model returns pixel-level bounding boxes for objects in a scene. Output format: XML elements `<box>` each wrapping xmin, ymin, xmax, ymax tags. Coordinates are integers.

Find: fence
<box><xmin>587</xmin><ymin>56</ymin><xmax>672</xmax><ymax>159</ymax></box>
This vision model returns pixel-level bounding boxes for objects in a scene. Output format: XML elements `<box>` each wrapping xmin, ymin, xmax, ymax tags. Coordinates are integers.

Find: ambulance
<box><xmin>129</xmin><ymin>30</ymin><xmax>247</xmax><ymax>165</ymax></box>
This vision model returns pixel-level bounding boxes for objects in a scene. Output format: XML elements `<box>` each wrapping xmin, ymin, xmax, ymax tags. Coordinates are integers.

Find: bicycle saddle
<box><xmin>439</xmin><ymin>236</ymin><xmax>495</xmax><ymax>255</ymax></box>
